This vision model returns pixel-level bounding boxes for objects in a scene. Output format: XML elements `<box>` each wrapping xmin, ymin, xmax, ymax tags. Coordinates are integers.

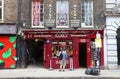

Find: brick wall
<box><xmin>4</xmin><ymin>0</ymin><xmax>18</xmax><ymax>23</ymax></box>
<box><xmin>20</xmin><ymin>0</ymin><xmax>105</xmax><ymax>28</ymax></box>
<box><xmin>93</xmin><ymin>0</ymin><xmax>106</xmax><ymax>28</ymax></box>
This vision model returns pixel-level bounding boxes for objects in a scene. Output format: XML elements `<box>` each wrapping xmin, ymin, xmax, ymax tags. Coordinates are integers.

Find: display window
<box><xmin>52</xmin><ymin>40</ymin><xmax>73</xmax><ymax>58</ymax></box>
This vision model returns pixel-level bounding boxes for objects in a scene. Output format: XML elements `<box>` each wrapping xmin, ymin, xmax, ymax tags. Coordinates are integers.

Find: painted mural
<box><xmin>0</xmin><ymin>36</ymin><xmax>16</xmax><ymax>69</ymax></box>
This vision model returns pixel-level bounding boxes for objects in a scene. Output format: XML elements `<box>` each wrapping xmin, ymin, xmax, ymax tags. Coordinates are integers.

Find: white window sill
<box><xmin>56</xmin><ymin>26</ymin><xmax>69</xmax><ymax>28</ymax></box>
<box><xmin>81</xmin><ymin>26</ymin><xmax>94</xmax><ymax>28</ymax></box>
<box><xmin>31</xmin><ymin>26</ymin><xmax>44</xmax><ymax>28</ymax></box>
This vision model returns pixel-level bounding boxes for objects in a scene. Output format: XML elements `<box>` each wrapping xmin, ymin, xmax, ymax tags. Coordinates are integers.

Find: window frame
<box><xmin>0</xmin><ymin>0</ymin><xmax>3</xmax><ymax>22</ymax></box>
<box><xmin>81</xmin><ymin>0</ymin><xmax>94</xmax><ymax>28</ymax></box>
<box><xmin>31</xmin><ymin>0</ymin><xmax>44</xmax><ymax>28</ymax></box>
<box><xmin>56</xmin><ymin>0</ymin><xmax>69</xmax><ymax>28</ymax></box>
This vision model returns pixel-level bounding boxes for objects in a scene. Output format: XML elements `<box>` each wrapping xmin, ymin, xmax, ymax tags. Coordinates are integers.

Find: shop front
<box><xmin>23</xmin><ymin>29</ymin><xmax>104</xmax><ymax>69</ymax></box>
<box><xmin>0</xmin><ymin>24</ymin><xmax>17</xmax><ymax>69</ymax></box>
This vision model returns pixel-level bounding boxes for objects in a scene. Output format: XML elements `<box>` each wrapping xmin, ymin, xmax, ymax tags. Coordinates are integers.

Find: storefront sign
<box><xmin>34</xmin><ymin>35</ymin><xmax>51</xmax><ymax>38</ymax></box>
<box><xmin>59</xmin><ymin>42</ymin><xmax>66</xmax><ymax>46</ymax></box>
<box><xmin>44</xmin><ymin>19</ymin><xmax>55</xmax><ymax>27</ymax></box>
<box><xmin>80</xmin><ymin>39</ymin><xmax>86</xmax><ymax>42</ymax></box>
<box><xmin>52</xmin><ymin>42</ymin><xmax>57</xmax><ymax>44</ymax></box>
<box><xmin>26</xmin><ymin>34</ymin><xmax>52</xmax><ymax>38</ymax></box>
<box><xmin>71</xmin><ymin>34</ymin><xmax>86</xmax><ymax>37</ymax></box>
<box><xmin>70</xmin><ymin>19</ymin><xmax>80</xmax><ymax>27</ymax></box>
<box><xmin>55</xmin><ymin>34</ymin><xmax>68</xmax><ymax>38</ymax></box>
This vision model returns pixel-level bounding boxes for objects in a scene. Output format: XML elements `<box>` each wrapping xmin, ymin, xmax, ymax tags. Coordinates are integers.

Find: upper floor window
<box><xmin>32</xmin><ymin>0</ymin><xmax>44</xmax><ymax>28</ymax></box>
<box><xmin>0</xmin><ymin>0</ymin><xmax>3</xmax><ymax>22</ymax></box>
<box><xmin>81</xmin><ymin>0</ymin><xmax>93</xmax><ymax>27</ymax></box>
<box><xmin>56</xmin><ymin>0</ymin><xmax>69</xmax><ymax>28</ymax></box>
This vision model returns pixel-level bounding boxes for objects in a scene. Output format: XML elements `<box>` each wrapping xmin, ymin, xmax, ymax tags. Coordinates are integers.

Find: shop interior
<box><xmin>79</xmin><ymin>43</ymin><xmax>87</xmax><ymax>68</ymax></box>
<box><xmin>26</xmin><ymin>39</ymin><xmax>44</xmax><ymax>68</ymax></box>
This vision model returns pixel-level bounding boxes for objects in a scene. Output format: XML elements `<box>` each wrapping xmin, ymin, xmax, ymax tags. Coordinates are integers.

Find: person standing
<box><xmin>59</xmin><ymin>47</ymin><xmax>67</xmax><ymax>71</ymax></box>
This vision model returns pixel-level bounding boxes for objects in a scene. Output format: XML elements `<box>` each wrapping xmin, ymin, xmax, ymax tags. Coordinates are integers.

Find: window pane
<box><xmin>32</xmin><ymin>1</ymin><xmax>39</xmax><ymax>26</ymax></box>
<box><xmin>56</xmin><ymin>0</ymin><xmax>69</xmax><ymax>26</ymax></box>
<box><xmin>52</xmin><ymin>40</ymin><xmax>73</xmax><ymax>58</ymax></box>
<box><xmin>81</xmin><ymin>0</ymin><xmax>93</xmax><ymax>26</ymax></box>
<box><xmin>0</xmin><ymin>8</ymin><xmax>2</xmax><ymax>19</ymax></box>
<box><xmin>32</xmin><ymin>0</ymin><xmax>44</xmax><ymax>26</ymax></box>
<box><xmin>0</xmin><ymin>0</ymin><xmax>2</xmax><ymax>20</ymax></box>
<box><xmin>0</xmin><ymin>1</ymin><xmax>1</xmax><ymax>6</ymax></box>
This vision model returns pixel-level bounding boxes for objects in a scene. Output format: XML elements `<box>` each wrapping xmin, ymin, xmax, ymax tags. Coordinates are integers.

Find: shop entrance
<box><xmin>26</xmin><ymin>39</ymin><xmax>44</xmax><ymax>68</ymax></box>
<box><xmin>79</xmin><ymin>43</ymin><xmax>87</xmax><ymax>68</ymax></box>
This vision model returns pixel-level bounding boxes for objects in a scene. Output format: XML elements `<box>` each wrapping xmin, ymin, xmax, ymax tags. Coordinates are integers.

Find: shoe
<box><xmin>59</xmin><ymin>70</ymin><xmax>61</xmax><ymax>72</ymax></box>
<box><xmin>63</xmin><ymin>70</ymin><xmax>65</xmax><ymax>72</ymax></box>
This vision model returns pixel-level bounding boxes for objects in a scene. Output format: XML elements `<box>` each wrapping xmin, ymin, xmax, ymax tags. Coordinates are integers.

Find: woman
<box><xmin>59</xmin><ymin>47</ymin><xmax>67</xmax><ymax>71</ymax></box>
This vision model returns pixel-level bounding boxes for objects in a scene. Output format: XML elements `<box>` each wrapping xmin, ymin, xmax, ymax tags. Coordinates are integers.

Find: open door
<box><xmin>79</xmin><ymin>43</ymin><xmax>87</xmax><ymax>68</ymax></box>
<box><xmin>26</xmin><ymin>39</ymin><xmax>44</xmax><ymax>68</ymax></box>
<box><xmin>78</xmin><ymin>39</ymin><xmax>90</xmax><ymax>68</ymax></box>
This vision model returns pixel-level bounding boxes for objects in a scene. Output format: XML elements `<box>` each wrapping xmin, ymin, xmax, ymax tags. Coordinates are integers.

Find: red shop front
<box><xmin>23</xmin><ymin>29</ymin><xmax>104</xmax><ymax>69</ymax></box>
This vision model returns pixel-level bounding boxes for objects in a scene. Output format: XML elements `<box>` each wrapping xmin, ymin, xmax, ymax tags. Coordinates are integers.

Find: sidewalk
<box><xmin>0</xmin><ymin>68</ymin><xmax>120</xmax><ymax>79</ymax></box>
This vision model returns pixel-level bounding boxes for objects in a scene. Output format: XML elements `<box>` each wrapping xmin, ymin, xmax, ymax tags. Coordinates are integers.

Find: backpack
<box><xmin>85</xmin><ymin>68</ymin><xmax>92</xmax><ymax>75</ymax></box>
<box><xmin>91</xmin><ymin>68</ymin><xmax>99</xmax><ymax>76</ymax></box>
<box><xmin>59</xmin><ymin>53</ymin><xmax>63</xmax><ymax>59</ymax></box>
<box><xmin>85</xmin><ymin>67</ymin><xmax>99</xmax><ymax>76</ymax></box>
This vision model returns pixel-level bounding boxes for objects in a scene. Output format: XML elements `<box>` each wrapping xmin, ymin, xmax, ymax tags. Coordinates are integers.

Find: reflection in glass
<box><xmin>52</xmin><ymin>40</ymin><xmax>73</xmax><ymax>58</ymax></box>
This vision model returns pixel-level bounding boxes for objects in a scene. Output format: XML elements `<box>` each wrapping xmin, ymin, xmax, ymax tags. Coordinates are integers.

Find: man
<box><xmin>59</xmin><ymin>47</ymin><xmax>67</xmax><ymax>71</ymax></box>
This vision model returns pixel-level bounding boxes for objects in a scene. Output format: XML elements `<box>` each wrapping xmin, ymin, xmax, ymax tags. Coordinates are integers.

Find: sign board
<box><xmin>95</xmin><ymin>38</ymin><xmax>102</xmax><ymax>48</ymax></box>
<box><xmin>0</xmin><ymin>25</ymin><xmax>16</xmax><ymax>34</ymax></box>
<box><xmin>44</xmin><ymin>19</ymin><xmax>55</xmax><ymax>27</ymax></box>
<box><xmin>70</xmin><ymin>19</ymin><xmax>80</xmax><ymax>27</ymax></box>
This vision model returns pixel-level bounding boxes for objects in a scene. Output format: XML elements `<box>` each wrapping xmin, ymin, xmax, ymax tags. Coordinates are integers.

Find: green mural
<box><xmin>0</xmin><ymin>36</ymin><xmax>16</xmax><ymax>69</ymax></box>
<box><xmin>0</xmin><ymin>42</ymin><xmax>4</xmax><ymax>50</ymax></box>
<box><xmin>13</xmin><ymin>43</ymin><xmax>16</xmax><ymax>49</ymax></box>
<box><xmin>0</xmin><ymin>43</ymin><xmax>4</xmax><ymax>46</ymax></box>
<box><xmin>2</xmin><ymin>48</ymin><xmax>12</xmax><ymax>58</ymax></box>
<box><xmin>9</xmin><ymin>36</ymin><xmax>16</xmax><ymax>43</ymax></box>
<box><xmin>10</xmin><ymin>64</ymin><xmax>15</xmax><ymax>68</ymax></box>
<box><xmin>0</xmin><ymin>59</ymin><xmax>3</xmax><ymax>63</ymax></box>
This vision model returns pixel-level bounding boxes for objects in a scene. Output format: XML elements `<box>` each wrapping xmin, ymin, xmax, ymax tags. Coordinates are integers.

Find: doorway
<box><xmin>79</xmin><ymin>43</ymin><xmax>87</xmax><ymax>68</ymax></box>
<box><xmin>26</xmin><ymin>39</ymin><xmax>44</xmax><ymax>68</ymax></box>
<box><xmin>117</xmin><ymin>28</ymin><xmax>120</xmax><ymax>65</ymax></box>
<box><xmin>117</xmin><ymin>38</ymin><xmax>120</xmax><ymax>65</ymax></box>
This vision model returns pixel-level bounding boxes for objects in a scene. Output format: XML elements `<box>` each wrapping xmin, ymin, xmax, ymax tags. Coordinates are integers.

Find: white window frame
<box><xmin>0</xmin><ymin>0</ymin><xmax>4</xmax><ymax>22</ymax></box>
<box><xmin>56</xmin><ymin>0</ymin><xmax>69</xmax><ymax>28</ymax></box>
<box><xmin>81</xmin><ymin>0</ymin><xmax>94</xmax><ymax>28</ymax></box>
<box><xmin>31</xmin><ymin>0</ymin><xmax>44</xmax><ymax>28</ymax></box>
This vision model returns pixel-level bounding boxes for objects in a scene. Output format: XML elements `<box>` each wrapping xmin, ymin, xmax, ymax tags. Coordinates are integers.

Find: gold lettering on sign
<box><xmin>55</xmin><ymin>34</ymin><xmax>68</xmax><ymax>38</ymax></box>
<box><xmin>56</xmin><ymin>60</ymin><xmax>60</xmax><ymax>64</ymax></box>
<box><xmin>56</xmin><ymin>60</ymin><xmax>69</xmax><ymax>64</ymax></box>
<box><xmin>71</xmin><ymin>34</ymin><xmax>86</xmax><ymax>37</ymax></box>
<box><xmin>34</xmin><ymin>35</ymin><xmax>51</xmax><ymax>38</ymax></box>
<box><xmin>80</xmin><ymin>39</ymin><xmax>86</xmax><ymax>42</ymax></box>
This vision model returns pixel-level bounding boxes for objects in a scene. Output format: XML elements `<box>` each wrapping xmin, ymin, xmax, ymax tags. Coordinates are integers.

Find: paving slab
<box><xmin>0</xmin><ymin>68</ymin><xmax>120</xmax><ymax>79</ymax></box>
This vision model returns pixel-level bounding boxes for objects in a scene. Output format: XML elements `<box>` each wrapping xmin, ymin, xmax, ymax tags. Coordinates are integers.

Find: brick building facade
<box><xmin>16</xmin><ymin>0</ymin><xmax>106</xmax><ymax>69</ymax></box>
<box><xmin>17</xmin><ymin>0</ymin><xmax>105</xmax><ymax>69</ymax></box>
<box><xmin>19</xmin><ymin>0</ymin><xmax>105</xmax><ymax>28</ymax></box>
<box><xmin>0</xmin><ymin>0</ymin><xmax>18</xmax><ymax>69</ymax></box>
